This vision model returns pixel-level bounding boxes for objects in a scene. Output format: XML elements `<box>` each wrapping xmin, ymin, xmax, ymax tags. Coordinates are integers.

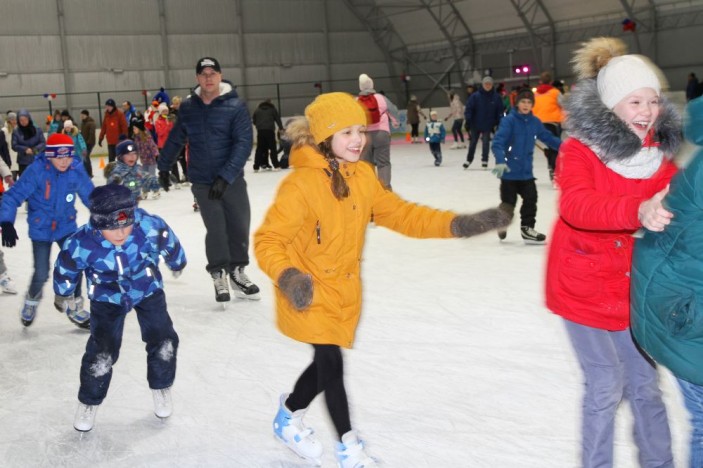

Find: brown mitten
<box><xmin>278</xmin><ymin>268</ymin><xmax>313</xmax><ymax>311</ymax></box>
<box><xmin>450</xmin><ymin>208</ymin><xmax>512</xmax><ymax>238</ymax></box>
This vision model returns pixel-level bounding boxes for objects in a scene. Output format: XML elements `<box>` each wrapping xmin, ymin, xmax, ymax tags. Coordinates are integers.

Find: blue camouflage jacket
<box><xmin>0</xmin><ymin>153</ymin><xmax>93</xmax><ymax>241</ymax></box>
<box><xmin>107</xmin><ymin>161</ymin><xmax>160</xmax><ymax>201</ymax></box>
<box><xmin>53</xmin><ymin>209</ymin><xmax>186</xmax><ymax>309</ymax></box>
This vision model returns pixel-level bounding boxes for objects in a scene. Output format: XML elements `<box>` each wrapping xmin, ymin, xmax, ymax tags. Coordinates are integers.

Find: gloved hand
<box><xmin>98</xmin><ymin>138</ymin><xmax>104</xmax><ymax>147</ymax></box>
<box><xmin>491</xmin><ymin>163</ymin><xmax>510</xmax><ymax>178</ymax></box>
<box><xmin>1</xmin><ymin>221</ymin><xmax>18</xmax><ymax>247</ymax></box>
<box><xmin>158</xmin><ymin>171</ymin><xmax>171</xmax><ymax>192</ymax></box>
<box><xmin>208</xmin><ymin>176</ymin><xmax>228</xmax><ymax>200</ymax></box>
<box><xmin>450</xmin><ymin>208</ymin><xmax>512</xmax><ymax>238</ymax></box>
<box><xmin>172</xmin><ymin>269</ymin><xmax>183</xmax><ymax>279</ymax></box>
<box><xmin>278</xmin><ymin>268</ymin><xmax>313</xmax><ymax>311</ymax></box>
<box><xmin>3</xmin><ymin>175</ymin><xmax>13</xmax><ymax>188</ymax></box>
<box><xmin>54</xmin><ymin>294</ymin><xmax>77</xmax><ymax>314</ymax></box>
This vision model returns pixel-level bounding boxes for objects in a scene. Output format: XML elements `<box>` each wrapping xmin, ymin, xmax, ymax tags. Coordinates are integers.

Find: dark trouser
<box><xmin>160</xmin><ymin>149</ymin><xmax>181</xmax><ymax>182</ymax></box>
<box><xmin>410</xmin><ymin>123</ymin><xmax>420</xmax><ymax>138</ymax></box>
<box><xmin>466</xmin><ymin>128</ymin><xmax>492</xmax><ymax>164</ymax></box>
<box><xmin>107</xmin><ymin>144</ymin><xmax>116</xmax><ymax>163</ymax></box>
<box><xmin>30</xmin><ymin>236</ymin><xmax>82</xmax><ymax>299</ymax></box>
<box><xmin>429</xmin><ymin>142</ymin><xmax>442</xmax><ymax>164</ymax></box>
<box><xmin>499</xmin><ymin>178</ymin><xmax>537</xmax><ymax>228</ymax></box>
<box><xmin>360</xmin><ymin>130</ymin><xmax>392</xmax><ymax>190</ymax></box>
<box><xmin>191</xmin><ymin>178</ymin><xmax>251</xmax><ymax>273</ymax></box>
<box><xmin>286</xmin><ymin>344</ymin><xmax>351</xmax><ymax>439</ymax></box>
<box><xmin>254</xmin><ymin>129</ymin><xmax>279</xmax><ymax>170</ymax></box>
<box><xmin>78</xmin><ymin>289</ymin><xmax>179</xmax><ymax>405</ymax></box>
<box><xmin>543</xmin><ymin>123</ymin><xmax>561</xmax><ymax>177</ymax></box>
<box><xmin>177</xmin><ymin>150</ymin><xmax>188</xmax><ymax>181</ymax></box>
<box><xmin>18</xmin><ymin>164</ymin><xmax>29</xmax><ymax>177</ymax></box>
<box><xmin>84</xmin><ymin>144</ymin><xmax>94</xmax><ymax>178</ymax></box>
<box><xmin>564</xmin><ymin>320</ymin><xmax>673</xmax><ymax>468</ymax></box>
<box><xmin>451</xmin><ymin>119</ymin><xmax>465</xmax><ymax>142</ymax></box>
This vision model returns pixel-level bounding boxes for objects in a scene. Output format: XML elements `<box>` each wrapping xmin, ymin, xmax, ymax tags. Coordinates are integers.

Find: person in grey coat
<box><xmin>12</xmin><ymin>109</ymin><xmax>46</xmax><ymax>176</ymax></box>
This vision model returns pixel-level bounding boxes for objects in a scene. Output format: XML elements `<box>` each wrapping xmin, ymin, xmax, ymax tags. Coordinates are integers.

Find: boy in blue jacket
<box><xmin>491</xmin><ymin>89</ymin><xmax>561</xmax><ymax>244</ymax></box>
<box><xmin>54</xmin><ymin>184</ymin><xmax>186</xmax><ymax>432</ymax></box>
<box><xmin>424</xmin><ymin>110</ymin><xmax>446</xmax><ymax>166</ymax></box>
<box><xmin>0</xmin><ymin>133</ymin><xmax>93</xmax><ymax>327</ymax></box>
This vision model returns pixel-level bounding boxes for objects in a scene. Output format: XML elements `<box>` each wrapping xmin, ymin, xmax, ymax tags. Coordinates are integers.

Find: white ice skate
<box><xmin>273</xmin><ymin>394</ymin><xmax>323</xmax><ymax>466</ymax></box>
<box><xmin>152</xmin><ymin>387</ymin><xmax>173</xmax><ymax>419</ymax></box>
<box><xmin>450</xmin><ymin>142</ymin><xmax>458</xmax><ymax>149</ymax></box>
<box><xmin>74</xmin><ymin>402</ymin><xmax>99</xmax><ymax>432</ymax></box>
<box><xmin>0</xmin><ymin>271</ymin><xmax>17</xmax><ymax>294</ymax></box>
<box><xmin>335</xmin><ymin>430</ymin><xmax>377</xmax><ymax>468</ymax></box>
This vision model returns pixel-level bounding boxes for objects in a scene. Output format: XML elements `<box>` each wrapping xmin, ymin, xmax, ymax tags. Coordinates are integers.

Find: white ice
<box><xmin>0</xmin><ymin>139</ymin><xmax>694</xmax><ymax>467</ymax></box>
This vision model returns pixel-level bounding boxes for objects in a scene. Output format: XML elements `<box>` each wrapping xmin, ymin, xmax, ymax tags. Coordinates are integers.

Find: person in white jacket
<box><xmin>0</xmin><ymin>155</ymin><xmax>17</xmax><ymax>294</ymax></box>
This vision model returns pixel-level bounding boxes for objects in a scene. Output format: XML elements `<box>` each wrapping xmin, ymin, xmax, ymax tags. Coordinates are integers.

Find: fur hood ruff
<box><xmin>564</xmin><ymin>79</ymin><xmax>681</xmax><ymax>163</ymax></box>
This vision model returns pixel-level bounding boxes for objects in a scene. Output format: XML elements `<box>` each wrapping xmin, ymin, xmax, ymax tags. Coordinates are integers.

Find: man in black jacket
<box><xmin>252</xmin><ymin>99</ymin><xmax>283</xmax><ymax>171</ymax></box>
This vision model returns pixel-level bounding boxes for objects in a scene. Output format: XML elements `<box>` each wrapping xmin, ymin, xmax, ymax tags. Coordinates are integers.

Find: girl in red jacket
<box><xmin>545</xmin><ymin>38</ymin><xmax>682</xmax><ymax>467</ymax></box>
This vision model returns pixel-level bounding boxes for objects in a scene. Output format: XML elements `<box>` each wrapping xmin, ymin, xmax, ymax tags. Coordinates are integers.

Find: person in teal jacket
<box><xmin>631</xmin><ymin>95</ymin><xmax>703</xmax><ymax>468</ymax></box>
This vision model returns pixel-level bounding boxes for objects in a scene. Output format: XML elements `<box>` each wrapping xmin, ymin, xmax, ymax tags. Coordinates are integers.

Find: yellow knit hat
<box><xmin>304</xmin><ymin>92</ymin><xmax>367</xmax><ymax>143</ymax></box>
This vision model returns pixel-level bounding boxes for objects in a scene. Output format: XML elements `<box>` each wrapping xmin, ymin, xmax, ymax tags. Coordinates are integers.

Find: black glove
<box><xmin>158</xmin><ymin>171</ymin><xmax>171</xmax><ymax>192</ymax></box>
<box><xmin>278</xmin><ymin>268</ymin><xmax>313</xmax><ymax>311</ymax></box>
<box><xmin>208</xmin><ymin>177</ymin><xmax>229</xmax><ymax>200</ymax></box>
<box><xmin>450</xmin><ymin>208</ymin><xmax>512</xmax><ymax>238</ymax></box>
<box><xmin>1</xmin><ymin>221</ymin><xmax>18</xmax><ymax>247</ymax></box>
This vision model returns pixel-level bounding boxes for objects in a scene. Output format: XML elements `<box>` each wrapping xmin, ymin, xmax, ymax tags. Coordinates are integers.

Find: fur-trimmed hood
<box><xmin>564</xmin><ymin>79</ymin><xmax>681</xmax><ymax>163</ymax></box>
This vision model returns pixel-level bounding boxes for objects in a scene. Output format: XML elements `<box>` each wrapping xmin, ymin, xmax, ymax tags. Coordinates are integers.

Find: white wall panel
<box><xmin>242</xmin><ymin>0</ymin><xmax>324</xmax><ymax>33</ymax></box>
<box><xmin>164</xmin><ymin>0</ymin><xmax>239</xmax><ymax>33</ymax></box>
<box><xmin>67</xmin><ymin>35</ymin><xmax>163</xmax><ymax>71</ymax></box>
<box><xmin>245</xmin><ymin>33</ymin><xmax>325</xmax><ymax>66</ymax></box>
<box><xmin>0</xmin><ymin>37</ymin><xmax>64</xmax><ymax>73</ymax></box>
<box><xmin>167</xmin><ymin>34</ymin><xmax>242</xmax><ymax>69</ymax></box>
<box><xmin>63</xmin><ymin>0</ymin><xmax>160</xmax><ymax>34</ymax></box>
<box><xmin>0</xmin><ymin>0</ymin><xmax>57</xmax><ymax>35</ymax></box>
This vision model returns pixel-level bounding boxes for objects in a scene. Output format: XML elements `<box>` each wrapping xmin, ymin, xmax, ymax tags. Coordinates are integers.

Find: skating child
<box><xmin>546</xmin><ymin>37</ymin><xmax>681</xmax><ymax>467</ymax></box>
<box><xmin>0</xmin><ymin>133</ymin><xmax>93</xmax><ymax>328</ymax></box>
<box><xmin>491</xmin><ymin>88</ymin><xmax>561</xmax><ymax>244</ymax></box>
<box><xmin>254</xmin><ymin>92</ymin><xmax>510</xmax><ymax>467</ymax></box>
<box><xmin>130</xmin><ymin>115</ymin><xmax>160</xmax><ymax>179</ymax></box>
<box><xmin>107</xmin><ymin>139</ymin><xmax>161</xmax><ymax>201</ymax></box>
<box><xmin>54</xmin><ymin>184</ymin><xmax>186</xmax><ymax>432</ymax></box>
<box><xmin>424</xmin><ymin>110</ymin><xmax>446</xmax><ymax>166</ymax></box>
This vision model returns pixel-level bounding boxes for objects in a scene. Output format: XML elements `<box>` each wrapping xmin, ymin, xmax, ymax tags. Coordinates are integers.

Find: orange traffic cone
<box><xmin>405</xmin><ymin>132</ymin><xmax>411</xmax><ymax>142</ymax></box>
<box><xmin>99</xmin><ymin>157</ymin><xmax>105</xmax><ymax>169</ymax></box>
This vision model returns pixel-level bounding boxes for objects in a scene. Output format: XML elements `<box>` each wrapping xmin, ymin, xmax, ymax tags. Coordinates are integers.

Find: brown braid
<box><xmin>318</xmin><ymin>140</ymin><xmax>350</xmax><ymax>200</ymax></box>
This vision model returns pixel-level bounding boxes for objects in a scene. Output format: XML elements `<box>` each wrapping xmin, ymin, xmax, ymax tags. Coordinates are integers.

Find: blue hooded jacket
<box><xmin>158</xmin><ymin>81</ymin><xmax>252</xmax><ymax>184</ymax></box>
<box><xmin>631</xmin><ymin>96</ymin><xmax>703</xmax><ymax>386</ymax></box>
<box><xmin>491</xmin><ymin>108</ymin><xmax>561</xmax><ymax>180</ymax></box>
<box><xmin>54</xmin><ymin>208</ymin><xmax>186</xmax><ymax>309</ymax></box>
<box><xmin>0</xmin><ymin>153</ymin><xmax>93</xmax><ymax>242</ymax></box>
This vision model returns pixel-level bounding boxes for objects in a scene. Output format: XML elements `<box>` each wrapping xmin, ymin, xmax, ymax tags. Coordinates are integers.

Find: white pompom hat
<box><xmin>597</xmin><ymin>55</ymin><xmax>662</xmax><ymax>109</ymax></box>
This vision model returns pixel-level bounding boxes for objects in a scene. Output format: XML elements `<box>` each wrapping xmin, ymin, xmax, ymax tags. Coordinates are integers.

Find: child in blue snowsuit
<box><xmin>424</xmin><ymin>110</ymin><xmax>446</xmax><ymax>166</ymax></box>
<box><xmin>0</xmin><ymin>133</ymin><xmax>93</xmax><ymax>327</ymax></box>
<box><xmin>491</xmin><ymin>89</ymin><xmax>561</xmax><ymax>244</ymax></box>
<box><xmin>106</xmin><ymin>139</ymin><xmax>161</xmax><ymax>201</ymax></box>
<box><xmin>54</xmin><ymin>184</ymin><xmax>186</xmax><ymax>432</ymax></box>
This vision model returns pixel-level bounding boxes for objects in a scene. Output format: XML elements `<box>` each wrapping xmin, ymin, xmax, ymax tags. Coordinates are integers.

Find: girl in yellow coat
<box><xmin>254</xmin><ymin>92</ymin><xmax>509</xmax><ymax>467</ymax></box>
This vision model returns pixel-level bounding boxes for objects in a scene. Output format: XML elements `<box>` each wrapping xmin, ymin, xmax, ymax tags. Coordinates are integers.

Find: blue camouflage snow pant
<box><xmin>78</xmin><ymin>289</ymin><xmax>179</xmax><ymax>405</ymax></box>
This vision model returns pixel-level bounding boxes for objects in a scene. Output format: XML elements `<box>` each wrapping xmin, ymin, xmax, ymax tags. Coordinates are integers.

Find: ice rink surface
<box><xmin>0</xmin><ymin>139</ymin><xmax>694</xmax><ymax>467</ymax></box>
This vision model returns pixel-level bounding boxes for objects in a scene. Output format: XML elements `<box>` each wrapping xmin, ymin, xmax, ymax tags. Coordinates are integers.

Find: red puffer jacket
<box><xmin>545</xmin><ymin>138</ymin><xmax>677</xmax><ymax>331</ymax></box>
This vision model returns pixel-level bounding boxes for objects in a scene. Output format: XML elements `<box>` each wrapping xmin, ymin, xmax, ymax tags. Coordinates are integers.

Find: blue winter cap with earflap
<box><xmin>89</xmin><ymin>184</ymin><xmax>136</xmax><ymax>230</ymax></box>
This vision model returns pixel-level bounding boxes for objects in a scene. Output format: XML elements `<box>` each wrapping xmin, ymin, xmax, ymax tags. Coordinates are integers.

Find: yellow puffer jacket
<box><xmin>254</xmin><ymin>145</ymin><xmax>456</xmax><ymax>348</ymax></box>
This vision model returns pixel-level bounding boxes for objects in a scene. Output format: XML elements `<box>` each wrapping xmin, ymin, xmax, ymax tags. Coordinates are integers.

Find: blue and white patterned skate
<box><xmin>336</xmin><ymin>430</ymin><xmax>378</xmax><ymax>468</ymax></box>
<box><xmin>20</xmin><ymin>294</ymin><xmax>40</xmax><ymax>327</ymax></box>
<box><xmin>273</xmin><ymin>393</ymin><xmax>323</xmax><ymax>466</ymax></box>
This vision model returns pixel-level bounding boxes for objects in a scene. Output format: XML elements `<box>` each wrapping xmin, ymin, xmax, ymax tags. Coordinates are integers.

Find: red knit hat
<box><xmin>45</xmin><ymin>133</ymin><xmax>75</xmax><ymax>158</ymax></box>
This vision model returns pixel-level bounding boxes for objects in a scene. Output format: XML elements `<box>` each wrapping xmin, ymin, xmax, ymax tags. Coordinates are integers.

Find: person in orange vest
<box><xmin>532</xmin><ymin>71</ymin><xmax>564</xmax><ymax>182</ymax></box>
<box><xmin>98</xmin><ymin>99</ymin><xmax>128</xmax><ymax>163</ymax></box>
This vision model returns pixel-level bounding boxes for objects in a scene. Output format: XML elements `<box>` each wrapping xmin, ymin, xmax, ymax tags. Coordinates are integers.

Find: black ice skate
<box><xmin>521</xmin><ymin>226</ymin><xmax>546</xmax><ymax>245</ymax></box>
<box><xmin>230</xmin><ymin>266</ymin><xmax>261</xmax><ymax>300</ymax></box>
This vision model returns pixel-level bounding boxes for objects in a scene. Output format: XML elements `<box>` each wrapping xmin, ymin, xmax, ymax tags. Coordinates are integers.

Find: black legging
<box><xmin>286</xmin><ymin>344</ymin><xmax>351</xmax><ymax>439</ymax></box>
